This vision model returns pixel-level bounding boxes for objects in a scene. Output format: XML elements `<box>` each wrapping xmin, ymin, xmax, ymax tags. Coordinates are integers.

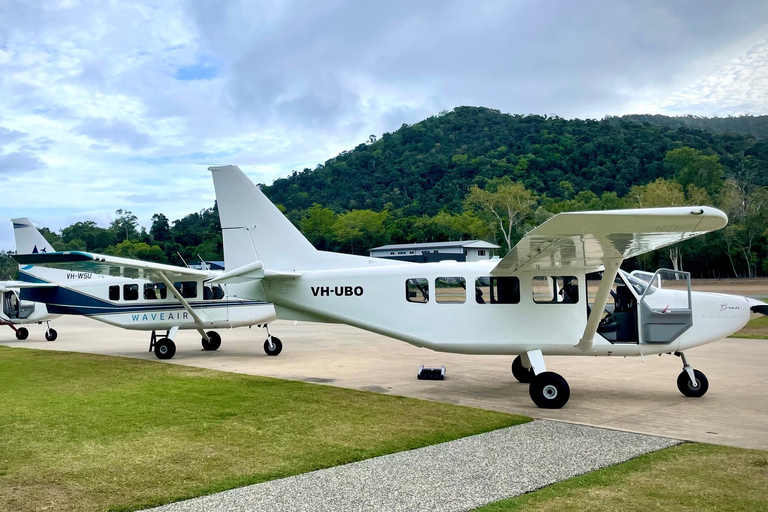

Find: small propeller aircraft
<box><xmin>0</xmin><ymin>280</ymin><xmax>60</xmax><ymax>341</ymax></box>
<box><xmin>209</xmin><ymin>165</ymin><xmax>768</xmax><ymax>408</ymax></box>
<box><xmin>11</xmin><ymin>218</ymin><xmax>279</xmax><ymax>359</ymax></box>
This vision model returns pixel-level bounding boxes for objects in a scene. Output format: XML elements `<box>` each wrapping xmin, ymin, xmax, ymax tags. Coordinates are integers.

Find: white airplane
<box><xmin>0</xmin><ymin>280</ymin><xmax>60</xmax><ymax>341</ymax></box>
<box><xmin>0</xmin><ymin>219</ymin><xmax>62</xmax><ymax>341</ymax></box>
<box><xmin>209</xmin><ymin>165</ymin><xmax>768</xmax><ymax>408</ymax></box>
<box><xmin>11</xmin><ymin>218</ymin><xmax>279</xmax><ymax>359</ymax></box>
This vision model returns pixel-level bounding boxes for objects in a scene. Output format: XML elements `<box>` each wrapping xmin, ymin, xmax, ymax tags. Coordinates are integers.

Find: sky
<box><xmin>0</xmin><ymin>0</ymin><xmax>767</xmax><ymax>250</ymax></box>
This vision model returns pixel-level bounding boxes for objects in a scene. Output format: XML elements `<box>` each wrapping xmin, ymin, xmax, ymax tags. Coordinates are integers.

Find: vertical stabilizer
<box><xmin>210</xmin><ymin>166</ymin><xmax>318</xmax><ymax>270</ymax></box>
<box><xmin>11</xmin><ymin>218</ymin><xmax>56</xmax><ymax>255</ymax></box>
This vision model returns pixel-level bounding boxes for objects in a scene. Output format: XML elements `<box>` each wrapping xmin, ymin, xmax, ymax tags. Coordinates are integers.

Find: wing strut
<box><xmin>156</xmin><ymin>272</ymin><xmax>210</xmax><ymax>341</ymax></box>
<box><xmin>575</xmin><ymin>259</ymin><xmax>622</xmax><ymax>352</ymax></box>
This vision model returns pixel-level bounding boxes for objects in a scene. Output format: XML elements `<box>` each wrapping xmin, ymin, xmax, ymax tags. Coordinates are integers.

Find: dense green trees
<box><xmin>5</xmin><ymin>107</ymin><xmax>768</xmax><ymax>279</ymax></box>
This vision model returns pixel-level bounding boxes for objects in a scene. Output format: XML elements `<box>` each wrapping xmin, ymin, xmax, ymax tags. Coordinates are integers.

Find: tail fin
<box><xmin>210</xmin><ymin>166</ymin><xmax>318</xmax><ymax>271</ymax></box>
<box><xmin>11</xmin><ymin>218</ymin><xmax>56</xmax><ymax>254</ymax></box>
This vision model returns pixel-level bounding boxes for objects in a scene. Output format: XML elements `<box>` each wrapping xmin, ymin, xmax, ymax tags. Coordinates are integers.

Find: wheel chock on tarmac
<box><xmin>417</xmin><ymin>365</ymin><xmax>446</xmax><ymax>380</ymax></box>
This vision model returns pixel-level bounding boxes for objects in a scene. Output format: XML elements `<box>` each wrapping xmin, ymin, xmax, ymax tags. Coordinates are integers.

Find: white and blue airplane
<box><xmin>11</xmin><ymin>218</ymin><xmax>278</xmax><ymax>359</ymax></box>
<box><xmin>207</xmin><ymin>165</ymin><xmax>768</xmax><ymax>408</ymax></box>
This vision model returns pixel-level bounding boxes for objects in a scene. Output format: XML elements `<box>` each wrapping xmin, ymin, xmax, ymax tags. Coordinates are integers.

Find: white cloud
<box><xmin>0</xmin><ymin>0</ymin><xmax>766</xmax><ymax>249</ymax></box>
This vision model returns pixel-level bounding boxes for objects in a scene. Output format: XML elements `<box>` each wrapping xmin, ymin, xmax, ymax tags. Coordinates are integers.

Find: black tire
<box><xmin>677</xmin><ymin>369</ymin><xmax>708</xmax><ymax>398</ymax></box>
<box><xmin>511</xmin><ymin>355</ymin><xmax>534</xmax><ymax>383</ymax></box>
<box><xmin>264</xmin><ymin>336</ymin><xmax>283</xmax><ymax>356</ymax></box>
<box><xmin>154</xmin><ymin>338</ymin><xmax>176</xmax><ymax>360</ymax></box>
<box><xmin>45</xmin><ymin>328</ymin><xmax>58</xmax><ymax>342</ymax></box>
<box><xmin>15</xmin><ymin>327</ymin><xmax>29</xmax><ymax>341</ymax></box>
<box><xmin>529</xmin><ymin>371</ymin><xmax>570</xmax><ymax>409</ymax></box>
<box><xmin>202</xmin><ymin>331</ymin><xmax>222</xmax><ymax>351</ymax></box>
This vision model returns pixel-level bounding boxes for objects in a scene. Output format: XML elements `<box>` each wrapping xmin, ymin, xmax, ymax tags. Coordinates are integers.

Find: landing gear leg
<box><xmin>526</xmin><ymin>349</ymin><xmax>570</xmax><ymax>409</ymax></box>
<box><xmin>263</xmin><ymin>324</ymin><xmax>282</xmax><ymax>356</ymax></box>
<box><xmin>44</xmin><ymin>321</ymin><xmax>57</xmax><ymax>341</ymax></box>
<box><xmin>676</xmin><ymin>352</ymin><xmax>708</xmax><ymax>398</ymax></box>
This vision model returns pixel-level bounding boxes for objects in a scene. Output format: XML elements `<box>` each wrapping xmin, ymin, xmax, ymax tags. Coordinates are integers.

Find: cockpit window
<box><xmin>624</xmin><ymin>273</ymin><xmax>653</xmax><ymax>296</ymax></box>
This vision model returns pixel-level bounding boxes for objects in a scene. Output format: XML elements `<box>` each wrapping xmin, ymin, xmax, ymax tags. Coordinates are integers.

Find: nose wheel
<box><xmin>676</xmin><ymin>352</ymin><xmax>709</xmax><ymax>398</ymax></box>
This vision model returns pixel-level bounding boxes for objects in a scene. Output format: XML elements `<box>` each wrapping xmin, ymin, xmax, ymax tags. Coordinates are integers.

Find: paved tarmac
<box><xmin>148</xmin><ymin>421</ymin><xmax>680</xmax><ymax>512</ymax></box>
<box><xmin>2</xmin><ymin>315</ymin><xmax>767</xmax><ymax>450</ymax></box>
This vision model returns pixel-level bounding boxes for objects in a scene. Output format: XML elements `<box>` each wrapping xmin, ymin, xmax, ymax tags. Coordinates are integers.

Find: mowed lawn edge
<box><xmin>472</xmin><ymin>443</ymin><xmax>768</xmax><ymax>512</ymax></box>
<box><xmin>0</xmin><ymin>346</ymin><xmax>529</xmax><ymax>512</ymax></box>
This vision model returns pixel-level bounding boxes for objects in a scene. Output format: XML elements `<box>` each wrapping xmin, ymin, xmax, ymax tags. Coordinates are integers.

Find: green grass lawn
<box><xmin>474</xmin><ymin>443</ymin><xmax>768</xmax><ymax>512</ymax></box>
<box><xmin>0</xmin><ymin>346</ymin><xmax>529</xmax><ymax>512</ymax></box>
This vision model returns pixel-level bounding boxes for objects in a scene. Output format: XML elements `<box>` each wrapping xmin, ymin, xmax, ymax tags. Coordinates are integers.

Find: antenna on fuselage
<box><xmin>177</xmin><ymin>251</ymin><xmax>191</xmax><ymax>269</ymax></box>
<box><xmin>197</xmin><ymin>255</ymin><xmax>209</xmax><ymax>271</ymax></box>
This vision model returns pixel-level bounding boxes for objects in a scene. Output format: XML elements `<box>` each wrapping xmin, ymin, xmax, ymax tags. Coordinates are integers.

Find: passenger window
<box><xmin>475</xmin><ymin>276</ymin><xmax>520</xmax><ymax>304</ymax></box>
<box><xmin>123</xmin><ymin>284</ymin><xmax>139</xmax><ymax>301</ymax></box>
<box><xmin>203</xmin><ymin>284</ymin><xmax>225</xmax><ymax>300</ymax></box>
<box><xmin>144</xmin><ymin>283</ymin><xmax>167</xmax><ymax>300</ymax></box>
<box><xmin>406</xmin><ymin>278</ymin><xmax>429</xmax><ymax>303</ymax></box>
<box><xmin>532</xmin><ymin>276</ymin><xmax>579</xmax><ymax>304</ymax></box>
<box><xmin>435</xmin><ymin>277</ymin><xmax>466</xmax><ymax>304</ymax></box>
<box><xmin>173</xmin><ymin>281</ymin><xmax>198</xmax><ymax>299</ymax></box>
<box><xmin>109</xmin><ymin>285</ymin><xmax>120</xmax><ymax>301</ymax></box>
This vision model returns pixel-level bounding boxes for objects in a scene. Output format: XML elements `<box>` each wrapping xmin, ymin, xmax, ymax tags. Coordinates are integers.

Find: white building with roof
<box><xmin>368</xmin><ymin>240</ymin><xmax>500</xmax><ymax>263</ymax></box>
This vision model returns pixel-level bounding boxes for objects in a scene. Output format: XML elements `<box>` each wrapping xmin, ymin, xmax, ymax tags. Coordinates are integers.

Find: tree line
<box><xmin>1</xmin><ymin>107</ymin><xmax>767</xmax><ymax>280</ymax></box>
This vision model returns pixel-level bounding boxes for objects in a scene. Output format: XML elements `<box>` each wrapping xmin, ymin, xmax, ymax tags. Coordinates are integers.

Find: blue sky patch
<box><xmin>175</xmin><ymin>64</ymin><xmax>218</xmax><ymax>81</ymax></box>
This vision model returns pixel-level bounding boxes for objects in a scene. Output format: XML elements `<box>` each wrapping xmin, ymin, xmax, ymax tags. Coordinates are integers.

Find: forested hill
<box><xmin>264</xmin><ymin>107</ymin><xmax>768</xmax><ymax>216</ymax></box>
<box><xmin>616</xmin><ymin>114</ymin><xmax>768</xmax><ymax>139</ymax></box>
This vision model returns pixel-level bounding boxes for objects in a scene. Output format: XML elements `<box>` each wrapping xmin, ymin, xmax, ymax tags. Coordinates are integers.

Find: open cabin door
<box><xmin>587</xmin><ymin>269</ymin><xmax>693</xmax><ymax>345</ymax></box>
<box><xmin>637</xmin><ymin>269</ymin><xmax>693</xmax><ymax>345</ymax></box>
<box><xmin>2</xmin><ymin>291</ymin><xmax>35</xmax><ymax>320</ymax></box>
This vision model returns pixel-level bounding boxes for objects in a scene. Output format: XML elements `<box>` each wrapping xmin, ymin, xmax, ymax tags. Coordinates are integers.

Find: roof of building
<box><xmin>370</xmin><ymin>240</ymin><xmax>500</xmax><ymax>252</ymax></box>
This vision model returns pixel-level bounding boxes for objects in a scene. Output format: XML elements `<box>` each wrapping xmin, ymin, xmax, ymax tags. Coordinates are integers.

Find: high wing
<box><xmin>0</xmin><ymin>281</ymin><xmax>58</xmax><ymax>292</ymax></box>
<box><xmin>13</xmin><ymin>251</ymin><xmax>213</xmax><ymax>280</ymax></box>
<box><xmin>492</xmin><ymin>206</ymin><xmax>728</xmax><ymax>275</ymax></box>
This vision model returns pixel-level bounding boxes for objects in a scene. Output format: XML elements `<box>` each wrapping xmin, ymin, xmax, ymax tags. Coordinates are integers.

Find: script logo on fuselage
<box><xmin>311</xmin><ymin>286</ymin><xmax>364</xmax><ymax>297</ymax></box>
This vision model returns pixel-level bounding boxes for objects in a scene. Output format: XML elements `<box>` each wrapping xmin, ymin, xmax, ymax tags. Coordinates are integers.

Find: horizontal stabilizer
<box><xmin>493</xmin><ymin>206</ymin><xmax>728</xmax><ymax>274</ymax></box>
<box><xmin>0</xmin><ymin>281</ymin><xmax>58</xmax><ymax>292</ymax></box>
<box><xmin>207</xmin><ymin>261</ymin><xmax>265</xmax><ymax>284</ymax></box>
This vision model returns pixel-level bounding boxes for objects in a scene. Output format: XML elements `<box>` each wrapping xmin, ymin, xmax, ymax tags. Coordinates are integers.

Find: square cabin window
<box><xmin>144</xmin><ymin>283</ymin><xmax>167</xmax><ymax>300</ymax></box>
<box><xmin>174</xmin><ymin>281</ymin><xmax>198</xmax><ymax>299</ymax></box>
<box><xmin>123</xmin><ymin>284</ymin><xmax>139</xmax><ymax>301</ymax></box>
<box><xmin>475</xmin><ymin>276</ymin><xmax>520</xmax><ymax>304</ymax></box>
<box><xmin>406</xmin><ymin>278</ymin><xmax>429</xmax><ymax>303</ymax></box>
<box><xmin>109</xmin><ymin>285</ymin><xmax>120</xmax><ymax>301</ymax></box>
<box><xmin>532</xmin><ymin>276</ymin><xmax>579</xmax><ymax>304</ymax></box>
<box><xmin>435</xmin><ymin>277</ymin><xmax>466</xmax><ymax>304</ymax></box>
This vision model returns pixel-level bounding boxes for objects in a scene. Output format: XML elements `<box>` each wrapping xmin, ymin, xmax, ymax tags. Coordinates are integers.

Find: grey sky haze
<box><xmin>0</xmin><ymin>0</ymin><xmax>766</xmax><ymax>249</ymax></box>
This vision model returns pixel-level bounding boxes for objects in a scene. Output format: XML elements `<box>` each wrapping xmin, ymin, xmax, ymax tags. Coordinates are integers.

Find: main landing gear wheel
<box><xmin>264</xmin><ymin>336</ymin><xmax>282</xmax><ymax>356</ymax></box>
<box><xmin>511</xmin><ymin>356</ymin><xmax>534</xmax><ymax>383</ymax></box>
<box><xmin>529</xmin><ymin>371</ymin><xmax>570</xmax><ymax>409</ymax></box>
<box><xmin>202</xmin><ymin>331</ymin><xmax>221</xmax><ymax>351</ymax></box>
<box><xmin>677</xmin><ymin>369</ymin><xmax>709</xmax><ymax>398</ymax></box>
<box><xmin>15</xmin><ymin>327</ymin><xmax>29</xmax><ymax>341</ymax></box>
<box><xmin>154</xmin><ymin>338</ymin><xmax>176</xmax><ymax>360</ymax></box>
<box><xmin>45</xmin><ymin>328</ymin><xmax>58</xmax><ymax>341</ymax></box>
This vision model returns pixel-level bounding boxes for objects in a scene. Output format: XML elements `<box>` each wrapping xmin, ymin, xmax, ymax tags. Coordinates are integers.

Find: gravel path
<box><xmin>149</xmin><ymin>420</ymin><xmax>681</xmax><ymax>512</ymax></box>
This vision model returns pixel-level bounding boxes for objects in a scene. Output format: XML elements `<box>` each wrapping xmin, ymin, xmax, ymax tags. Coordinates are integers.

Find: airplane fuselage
<box><xmin>248</xmin><ymin>260</ymin><xmax>752</xmax><ymax>357</ymax></box>
<box><xmin>19</xmin><ymin>267</ymin><xmax>276</xmax><ymax>331</ymax></box>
